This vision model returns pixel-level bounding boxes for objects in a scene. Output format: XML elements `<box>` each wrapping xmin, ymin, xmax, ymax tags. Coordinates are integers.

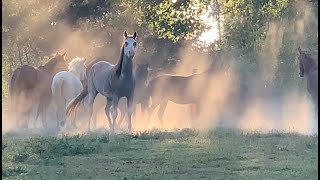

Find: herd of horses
<box><xmin>8</xmin><ymin>31</ymin><xmax>318</xmax><ymax>132</ymax></box>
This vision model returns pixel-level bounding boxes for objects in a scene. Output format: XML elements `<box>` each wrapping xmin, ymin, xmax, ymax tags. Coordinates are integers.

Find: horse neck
<box><xmin>121</xmin><ymin>56</ymin><xmax>133</xmax><ymax>77</ymax></box>
<box><xmin>116</xmin><ymin>46</ymin><xmax>133</xmax><ymax>77</ymax></box>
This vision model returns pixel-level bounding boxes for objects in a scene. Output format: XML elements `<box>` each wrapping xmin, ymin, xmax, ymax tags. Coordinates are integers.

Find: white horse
<box><xmin>51</xmin><ymin>57</ymin><xmax>87</xmax><ymax>130</ymax></box>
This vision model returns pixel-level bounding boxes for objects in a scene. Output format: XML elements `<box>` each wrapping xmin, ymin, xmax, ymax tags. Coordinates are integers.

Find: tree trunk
<box><xmin>17</xmin><ymin>44</ymin><xmax>23</xmax><ymax>65</ymax></box>
<box><xmin>24</xmin><ymin>47</ymin><xmax>30</xmax><ymax>65</ymax></box>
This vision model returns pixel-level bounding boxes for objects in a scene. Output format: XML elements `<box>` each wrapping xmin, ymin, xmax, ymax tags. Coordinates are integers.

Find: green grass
<box><xmin>2</xmin><ymin>128</ymin><xmax>318</xmax><ymax>180</ymax></box>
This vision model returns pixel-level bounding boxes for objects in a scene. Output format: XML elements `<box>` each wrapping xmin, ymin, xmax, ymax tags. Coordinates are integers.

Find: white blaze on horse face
<box><xmin>124</xmin><ymin>38</ymin><xmax>136</xmax><ymax>59</ymax></box>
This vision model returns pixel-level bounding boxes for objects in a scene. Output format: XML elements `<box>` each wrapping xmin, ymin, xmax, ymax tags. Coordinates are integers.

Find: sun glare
<box><xmin>198</xmin><ymin>9</ymin><xmax>221</xmax><ymax>47</ymax></box>
<box><xmin>172</xmin><ymin>0</ymin><xmax>177</xmax><ymax>3</ymax></box>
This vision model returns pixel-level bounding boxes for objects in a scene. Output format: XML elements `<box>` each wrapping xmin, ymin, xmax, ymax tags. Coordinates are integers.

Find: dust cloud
<box><xmin>88</xmin><ymin>42</ymin><xmax>317</xmax><ymax>136</ymax></box>
<box><xmin>3</xmin><ymin>1</ymin><xmax>317</xmax><ymax>136</ymax></box>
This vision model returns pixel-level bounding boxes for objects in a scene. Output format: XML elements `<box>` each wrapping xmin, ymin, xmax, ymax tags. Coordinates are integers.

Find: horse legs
<box><xmin>35</xmin><ymin>103</ymin><xmax>47</xmax><ymax>129</ymax></box>
<box><xmin>53</xmin><ymin>104</ymin><xmax>60</xmax><ymax>130</ymax></box>
<box><xmin>127</xmin><ymin>96</ymin><xmax>134</xmax><ymax>131</ymax></box>
<box><xmin>9</xmin><ymin>92</ymin><xmax>19</xmax><ymax>128</ymax></box>
<box><xmin>146</xmin><ymin>101</ymin><xmax>160</xmax><ymax>129</ymax></box>
<box><xmin>118</xmin><ymin>101</ymin><xmax>128</xmax><ymax>126</ymax></box>
<box><xmin>20</xmin><ymin>108</ymin><xmax>32</xmax><ymax>130</ymax></box>
<box><xmin>86</xmin><ymin>92</ymin><xmax>98</xmax><ymax>131</ymax></box>
<box><xmin>110</xmin><ymin>97</ymin><xmax>119</xmax><ymax>130</ymax></box>
<box><xmin>92</xmin><ymin>105</ymin><xmax>102</xmax><ymax>129</ymax></box>
<box><xmin>117</xmin><ymin>106</ymin><xmax>127</xmax><ymax>128</ymax></box>
<box><xmin>104</xmin><ymin>97</ymin><xmax>113</xmax><ymax>130</ymax></box>
<box><xmin>157</xmin><ymin>101</ymin><xmax>168</xmax><ymax>128</ymax></box>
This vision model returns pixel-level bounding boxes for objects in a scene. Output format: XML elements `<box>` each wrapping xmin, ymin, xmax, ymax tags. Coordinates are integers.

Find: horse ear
<box><xmin>83</xmin><ymin>58</ymin><xmax>87</xmax><ymax>63</ymax></box>
<box><xmin>124</xmin><ymin>31</ymin><xmax>128</xmax><ymax>38</ymax></box>
<box><xmin>62</xmin><ymin>52</ymin><xmax>66</xmax><ymax>57</ymax></box>
<box><xmin>55</xmin><ymin>52</ymin><xmax>59</xmax><ymax>56</ymax></box>
<box><xmin>133</xmin><ymin>32</ymin><xmax>137</xmax><ymax>39</ymax></box>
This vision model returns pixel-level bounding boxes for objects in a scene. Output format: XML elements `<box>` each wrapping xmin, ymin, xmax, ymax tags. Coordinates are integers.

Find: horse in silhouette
<box><xmin>142</xmin><ymin>66</ymin><xmax>250</xmax><ymax>128</ymax></box>
<box><xmin>142</xmin><ymin>67</ymin><xmax>216</xmax><ymax>127</ymax></box>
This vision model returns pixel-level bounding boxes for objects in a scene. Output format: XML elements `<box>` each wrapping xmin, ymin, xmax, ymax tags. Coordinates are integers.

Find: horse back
<box><xmin>90</xmin><ymin>61</ymin><xmax>115</xmax><ymax>95</ymax></box>
<box><xmin>10</xmin><ymin>65</ymin><xmax>39</xmax><ymax>92</ymax></box>
<box><xmin>148</xmin><ymin>75</ymin><xmax>200</xmax><ymax>103</ymax></box>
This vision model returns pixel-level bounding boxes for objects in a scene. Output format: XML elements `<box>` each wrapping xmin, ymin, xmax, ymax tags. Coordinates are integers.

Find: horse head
<box><xmin>123</xmin><ymin>31</ymin><xmax>137</xmax><ymax>59</ymax></box>
<box><xmin>44</xmin><ymin>52</ymin><xmax>68</xmax><ymax>74</ymax></box>
<box><xmin>69</xmin><ymin>57</ymin><xmax>87</xmax><ymax>81</ymax></box>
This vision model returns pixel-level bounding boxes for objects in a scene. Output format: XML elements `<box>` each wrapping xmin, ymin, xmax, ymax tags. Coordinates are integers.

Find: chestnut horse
<box><xmin>9</xmin><ymin>52</ymin><xmax>68</xmax><ymax>129</ymax></box>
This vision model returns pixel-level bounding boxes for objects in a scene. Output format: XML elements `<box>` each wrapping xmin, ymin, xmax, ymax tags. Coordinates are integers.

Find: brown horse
<box><xmin>142</xmin><ymin>65</ymin><xmax>250</xmax><ymax>129</ymax></box>
<box><xmin>297</xmin><ymin>47</ymin><xmax>318</xmax><ymax>118</ymax></box>
<box><xmin>9</xmin><ymin>52</ymin><xmax>68</xmax><ymax>129</ymax></box>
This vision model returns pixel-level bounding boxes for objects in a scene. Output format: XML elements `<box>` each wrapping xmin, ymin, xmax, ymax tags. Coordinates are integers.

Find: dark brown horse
<box><xmin>297</xmin><ymin>47</ymin><xmax>318</xmax><ymax>118</ymax></box>
<box><xmin>9</xmin><ymin>52</ymin><xmax>68</xmax><ymax>129</ymax></box>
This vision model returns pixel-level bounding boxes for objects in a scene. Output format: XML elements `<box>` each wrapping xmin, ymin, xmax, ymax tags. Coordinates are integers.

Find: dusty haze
<box><xmin>2</xmin><ymin>0</ymin><xmax>317</xmax><ymax>136</ymax></box>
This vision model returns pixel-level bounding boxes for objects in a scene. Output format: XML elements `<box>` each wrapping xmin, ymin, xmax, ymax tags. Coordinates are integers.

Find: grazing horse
<box><xmin>9</xmin><ymin>52</ymin><xmax>68</xmax><ymax>129</ymax></box>
<box><xmin>51</xmin><ymin>57</ymin><xmax>87</xmax><ymax>130</ymax></box>
<box><xmin>88</xmin><ymin>62</ymin><xmax>149</xmax><ymax>129</ymax></box>
<box><xmin>297</xmin><ymin>47</ymin><xmax>318</xmax><ymax>118</ymax></box>
<box><xmin>66</xmin><ymin>31</ymin><xmax>138</xmax><ymax>131</ymax></box>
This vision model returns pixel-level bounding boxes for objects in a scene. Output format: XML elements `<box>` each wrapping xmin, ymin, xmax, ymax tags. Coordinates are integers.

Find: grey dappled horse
<box><xmin>89</xmin><ymin>62</ymin><xmax>149</xmax><ymax>129</ymax></box>
<box><xmin>297</xmin><ymin>47</ymin><xmax>318</xmax><ymax>119</ymax></box>
<box><xmin>86</xmin><ymin>62</ymin><xmax>149</xmax><ymax>129</ymax></box>
<box><xmin>66</xmin><ymin>31</ymin><xmax>137</xmax><ymax>131</ymax></box>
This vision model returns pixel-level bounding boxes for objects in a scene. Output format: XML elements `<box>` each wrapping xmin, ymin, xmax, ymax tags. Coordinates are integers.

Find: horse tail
<box><xmin>66</xmin><ymin>83</ymin><xmax>88</xmax><ymax>116</ymax></box>
<box><xmin>51</xmin><ymin>76</ymin><xmax>65</xmax><ymax>106</ymax></box>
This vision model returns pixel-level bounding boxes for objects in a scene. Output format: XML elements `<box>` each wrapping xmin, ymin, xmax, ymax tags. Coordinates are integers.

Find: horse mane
<box><xmin>69</xmin><ymin>57</ymin><xmax>85</xmax><ymax>74</ymax></box>
<box><xmin>115</xmin><ymin>45</ymin><xmax>125</xmax><ymax>76</ymax></box>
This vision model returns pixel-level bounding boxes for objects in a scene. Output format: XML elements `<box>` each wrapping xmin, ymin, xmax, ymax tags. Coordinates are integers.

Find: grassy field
<box><xmin>2</xmin><ymin>128</ymin><xmax>318</xmax><ymax>180</ymax></box>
